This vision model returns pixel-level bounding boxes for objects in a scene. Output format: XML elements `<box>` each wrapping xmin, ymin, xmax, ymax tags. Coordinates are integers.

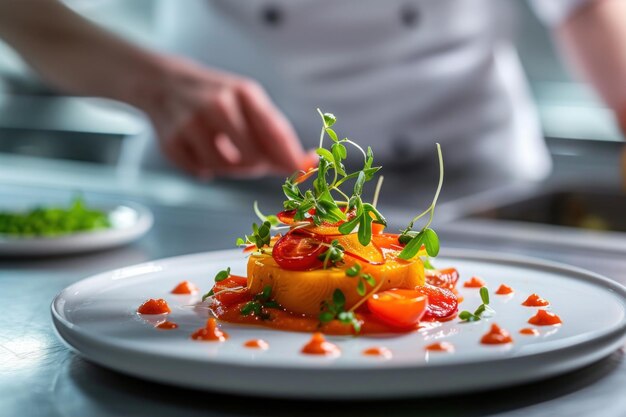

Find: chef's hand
<box><xmin>141</xmin><ymin>57</ymin><xmax>311</xmax><ymax>178</ymax></box>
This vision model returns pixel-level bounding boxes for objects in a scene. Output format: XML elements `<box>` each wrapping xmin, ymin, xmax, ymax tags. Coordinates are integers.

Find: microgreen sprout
<box><xmin>319</xmin><ymin>289</ymin><xmax>361</xmax><ymax>332</ymax></box>
<box><xmin>240</xmin><ymin>285</ymin><xmax>280</xmax><ymax>320</ymax></box>
<box><xmin>459</xmin><ymin>287</ymin><xmax>494</xmax><ymax>322</ymax></box>
<box><xmin>345</xmin><ymin>263</ymin><xmax>377</xmax><ymax>296</ymax></box>
<box><xmin>398</xmin><ymin>144</ymin><xmax>444</xmax><ymax>260</ymax></box>
<box><xmin>236</xmin><ymin>221</ymin><xmax>272</xmax><ymax>250</ymax></box>
<box><xmin>280</xmin><ymin>109</ymin><xmax>385</xmax><ymax>245</ymax></box>
<box><xmin>318</xmin><ymin>239</ymin><xmax>345</xmax><ymax>269</ymax></box>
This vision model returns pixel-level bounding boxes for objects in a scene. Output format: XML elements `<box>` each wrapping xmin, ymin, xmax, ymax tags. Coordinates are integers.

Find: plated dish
<box><xmin>52</xmin><ymin>111</ymin><xmax>626</xmax><ymax>397</ymax></box>
<box><xmin>0</xmin><ymin>198</ymin><xmax>153</xmax><ymax>256</ymax></box>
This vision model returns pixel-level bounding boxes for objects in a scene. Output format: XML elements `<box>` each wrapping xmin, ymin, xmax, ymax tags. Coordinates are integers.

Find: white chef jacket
<box><xmin>149</xmin><ymin>0</ymin><xmax>590</xmax><ymax>181</ymax></box>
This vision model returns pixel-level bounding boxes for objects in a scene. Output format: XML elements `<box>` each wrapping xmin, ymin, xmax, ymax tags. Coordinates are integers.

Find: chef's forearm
<box><xmin>557</xmin><ymin>0</ymin><xmax>626</xmax><ymax>127</ymax></box>
<box><xmin>0</xmin><ymin>0</ymin><xmax>163</xmax><ymax>110</ymax></box>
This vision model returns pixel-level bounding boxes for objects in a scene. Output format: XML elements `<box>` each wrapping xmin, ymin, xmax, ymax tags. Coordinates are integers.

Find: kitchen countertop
<box><xmin>1</xmin><ymin>177</ymin><xmax>626</xmax><ymax>417</ymax></box>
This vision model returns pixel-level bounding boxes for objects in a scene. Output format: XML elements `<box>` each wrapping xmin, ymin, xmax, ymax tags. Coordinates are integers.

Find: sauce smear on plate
<box><xmin>191</xmin><ymin>318</ymin><xmax>228</xmax><ymax>341</ymax></box>
<box><xmin>425</xmin><ymin>342</ymin><xmax>455</xmax><ymax>352</ymax></box>
<box><xmin>528</xmin><ymin>309</ymin><xmax>562</xmax><ymax>326</ymax></box>
<box><xmin>137</xmin><ymin>298</ymin><xmax>171</xmax><ymax>315</ymax></box>
<box><xmin>171</xmin><ymin>280</ymin><xmax>198</xmax><ymax>295</ymax></box>
<box><xmin>244</xmin><ymin>339</ymin><xmax>269</xmax><ymax>350</ymax></box>
<box><xmin>522</xmin><ymin>293</ymin><xmax>549</xmax><ymax>307</ymax></box>
<box><xmin>495</xmin><ymin>284</ymin><xmax>514</xmax><ymax>295</ymax></box>
<box><xmin>481</xmin><ymin>324</ymin><xmax>513</xmax><ymax>345</ymax></box>
<box><xmin>464</xmin><ymin>276</ymin><xmax>486</xmax><ymax>288</ymax></box>
<box><xmin>301</xmin><ymin>333</ymin><xmax>340</xmax><ymax>356</ymax></box>
<box><xmin>362</xmin><ymin>347</ymin><xmax>392</xmax><ymax>358</ymax></box>
<box><xmin>155</xmin><ymin>320</ymin><xmax>178</xmax><ymax>330</ymax></box>
<box><xmin>519</xmin><ymin>328</ymin><xmax>539</xmax><ymax>336</ymax></box>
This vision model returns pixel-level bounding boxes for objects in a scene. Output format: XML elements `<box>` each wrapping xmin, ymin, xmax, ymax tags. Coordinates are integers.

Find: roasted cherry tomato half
<box><xmin>414</xmin><ymin>284</ymin><xmax>458</xmax><ymax>320</ymax></box>
<box><xmin>424</xmin><ymin>268</ymin><xmax>460</xmax><ymax>290</ymax></box>
<box><xmin>272</xmin><ymin>233</ymin><xmax>326</xmax><ymax>270</ymax></box>
<box><xmin>212</xmin><ymin>275</ymin><xmax>251</xmax><ymax>307</ymax></box>
<box><xmin>367</xmin><ymin>289</ymin><xmax>428</xmax><ymax>328</ymax></box>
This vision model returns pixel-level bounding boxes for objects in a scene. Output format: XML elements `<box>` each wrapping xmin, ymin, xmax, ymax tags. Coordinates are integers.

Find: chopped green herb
<box><xmin>214</xmin><ymin>267</ymin><xmax>231</xmax><ymax>282</ymax></box>
<box><xmin>459</xmin><ymin>286</ymin><xmax>495</xmax><ymax>322</ymax></box>
<box><xmin>0</xmin><ymin>196</ymin><xmax>110</xmax><ymax>237</ymax></box>
<box><xmin>318</xmin><ymin>239</ymin><xmax>345</xmax><ymax>269</ymax></box>
<box><xmin>319</xmin><ymin>289</ymin><xmax>361</xmax><ymax>332</ymax></box>
<box><xmin>240</xmin><ymin>285</ymin><xmax>280</xmax><ymax>320</ymax></box>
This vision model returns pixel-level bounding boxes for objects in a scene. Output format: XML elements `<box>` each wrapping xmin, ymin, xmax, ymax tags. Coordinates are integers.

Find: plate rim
<box><xmin>51</xmin><ymin>247</ymin><xmax>626</xmax><ymax>372</ymax></box>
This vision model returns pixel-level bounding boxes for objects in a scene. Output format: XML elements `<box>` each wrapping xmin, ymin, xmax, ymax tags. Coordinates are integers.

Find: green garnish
<box><xmin>459</xmin><ymin>287</ymin><xmax>494</xmax><ymax>322</ymax></box>
<box><xmin>0</xmin><ymin>196</ymin><xmax>110</xmax><ymax>237</ymax></box>
<box><xmin>318</xmin><ymin>239</ymin><xmax>345</xmax><ymax>269</ymax></box>
<box><xmin>201</xmin><ymin>267</ymin><xmax>233</xmax><ymax>301</ymax></box>
<box><xmin>253</xmin><ymin>201</ymin><xmax>280</xmax><ymax>226</ymax></box>
<box><xmin>319</xmin><ymin>289</ymin><xmax>361</xmax><ymax>332</ymax></box>
<box><xmin>398</xmin><ymin>144</ymin><xmax>444</xmax><ymax>260</ymax></box>
<box><xmin>280</xmin><ymin>109</ymin><xmax>385</xmax><ymax>246</ymax></box>
<box><xmin>345</xmin><ymin>263</ymin><xmax>377</xmax><ymax>296</ymax></box>
<box><xmin>422</xmin><ymin>258</ymin><xmax>437</xmax><ymax>270</ymax></box>
<box><xmin>237</xmin><ymin>221</ymin><xmax>272</xmax><ymax>250</ymax></box>
<box><xmin>241</xmin><ymin>285</ymin><xmax>280</xmax><ymax>320</ymax></box>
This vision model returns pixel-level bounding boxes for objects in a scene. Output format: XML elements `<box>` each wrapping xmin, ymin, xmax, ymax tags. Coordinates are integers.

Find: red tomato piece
<box><xmin>424</xmin><ymin>268</ymin><xmax>460</xmax><ymax>290</ymax></box>
<box><xmin>414</xmin><ymin>284</ymin><xmax>458</xmax><ymax>320</ymax></box>
<box><xmin>212</xmin><ymin>275</ymin><xmax>250</xmax><ymax>307</ymax></box>
<box><xmin>367</xmin><ymin>289</ymin><xmax>428</xmax><ymax>328</ymax></box>
<box><xmin>272</xmin><ymin>233</ymin><xmax>326</xmax><ymax>270</ymax></box>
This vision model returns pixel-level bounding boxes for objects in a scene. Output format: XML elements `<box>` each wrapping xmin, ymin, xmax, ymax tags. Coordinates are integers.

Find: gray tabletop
<box><xmin>2</xmin><ymin>180</ymin><xmax>625</xmax><ymax>417</ymax></box>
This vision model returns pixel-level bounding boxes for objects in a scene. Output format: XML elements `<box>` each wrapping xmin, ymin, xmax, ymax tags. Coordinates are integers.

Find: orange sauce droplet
<box><xmin>495</xmin><ymin>284</ymin><xmax>514</xmax><ymax>295</ymax></box>
<box><xmin>155</xmin><ymin>320</ymin><xmax>178</xmax><ymax>330</ymax></box>
<box><xmin>480</xmin><ymin>324</ymin><xmax>513</xmax><ymax>345</ymax></box>
<box><xmin>519</xmin><ymin>328</ymin><xmax>539</xmax><ymax>336</ymax></box>
<box><xmin>425</xmin><ymin>342</ymin><xmax>455</xmax><ymax>352</ymax></box>
<box><xmin>528</xmin><ymin>309</ymin><xmax>562</xmax><ymax>326</ymax></box>
<box><xmin>301</xmin><ymin>332</ymin><xmax>340</xmax><ymax>356</ymax></box>
<box><xmin>137</xmin><ymin>298</ymin><xmax>171</xmax><ymax>315</ymax></box>
<box><xmin>244</xmin><ymin>339</ymin><xmax>269</xmax><ymax>350</ymax></box>
<box><xmin>171</xmin><ymin>280</ymin><xmax>198</xmax><ymax>295</ymax></box>
<box><xmin>191</xmin><ymin>318</ymin><xmax>228</xmax><ymax>341</ymax></box>
<box><xmin>463</xmin><ymin>276</ymin><xmax>486</xmax><ymax>288</ymax></box>
<box><xmin>522</xmin><ymin>293</ymin><xmax>549</xmax><ymax>307</ymax></box>
<box><xmin>362</xmin><ymin>347</ymin><xmax>392</xmax><ymax>358</ymax></box>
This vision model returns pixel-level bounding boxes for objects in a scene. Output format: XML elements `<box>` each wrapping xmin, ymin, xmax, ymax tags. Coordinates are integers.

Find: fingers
<box><xmin>235</xmin><ymin>80</ymin><xmax>307</xmax><ymax>173</ymax></box>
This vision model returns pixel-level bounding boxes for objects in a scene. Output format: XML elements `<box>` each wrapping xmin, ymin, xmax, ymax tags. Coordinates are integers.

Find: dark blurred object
<box><xmin>473</xmin><ymin>189</ymin><xmax>626</xmax><ymax>233</ymax></box>
<box><xmin>0</xmin><ymin>128</ymin><xmax>123</xmax><ymax>164</ymax></box>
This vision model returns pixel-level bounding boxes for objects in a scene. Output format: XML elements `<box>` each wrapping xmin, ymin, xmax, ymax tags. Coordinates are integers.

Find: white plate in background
<box><xmin>51</xmin><ymin>249</ymin><xmax>626</xmax><ymax>398</ymax></box>
<box><xmin>0</xmin><ymin>202</ymin><xmax>153</xmax><ymax>256</ymax></box>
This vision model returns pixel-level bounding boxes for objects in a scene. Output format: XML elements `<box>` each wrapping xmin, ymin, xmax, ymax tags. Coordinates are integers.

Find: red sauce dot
<box><xmin>191</xmin><ymin>318</ymin><xmax>228</xmax><ymax>342</ymax></box>
<box><xmin>155</xmin><ymin>320</ymin><xmax>178</xmax><ymax>330</ymax></box>
<box><xmin>362</xmin><ymin>347</ymin><xmax>392</xmax><ymax>358</ymax></box>
<box><xmin>171</xmin><ymin>280</ymin><xmax>198</xmax><ymax>295</ymax></box>
<box><xmin>244</xmin><ymin>339</ymin><xmax>269</xmax><ymax>350</ymax></box>
<box><xmin>495</xmin><ymin>284</ymin><xmax>514</xmax><ymax>295</ymax></box>
<box><xmin>481</xmin><ymin>323</ymin><xmax>513</xmax><ymax>345</ymax></box>
<box><xmin>522</xmin><ymin>293</ymin><xmax>550</xmax><ymax>307</ymax></box>
<box><xmin>137</xmin><ymin>298</ymin><xmax>171</xmax><ymax>315</ymax></box>
<box><xmin>463</xmin><ymin>276</ymin><xmax>486</xmax><ymax>288</ymax></box>
<box><xmin>528</xmin><ymin>309</ymin><xmax>562</xmax><ymax>326</ymax></box>
<box><xmin>301</xmin><ymin>332</ymin><xmax>340</xmax><ymax>356</ymax></box>
<box><xmin>425</xmin><ymin>342</ymin><xmax>455</xmax><ymax>352</ymax></box>
<box><xmin>519</xmin><ymin>328</ymin><xmax>539</xmax><ymax>336</ymax></box>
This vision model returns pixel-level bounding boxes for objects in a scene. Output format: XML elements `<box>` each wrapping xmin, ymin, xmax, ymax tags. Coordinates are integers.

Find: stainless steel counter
<box><xmin>1</xmin><ymin>180</ymin><xmax>626</xmax><ymax>417</ymax></box>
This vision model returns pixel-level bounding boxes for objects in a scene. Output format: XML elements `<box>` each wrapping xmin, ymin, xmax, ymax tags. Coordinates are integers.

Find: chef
<box><xmin>0</xmin><ymin>0</ymin><xmax>624</xmax><ymax>181</ymax></box>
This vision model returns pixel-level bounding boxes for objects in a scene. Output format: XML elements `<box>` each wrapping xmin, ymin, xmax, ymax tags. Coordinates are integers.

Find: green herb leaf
<box><xmin>322</xmin><ymin>112</ymin><xmax>337</xmax><ymax>127</ymax></box>
<box><xmin>422</xmin><ymin>228</ymin><xmax>440</xmax><ymax>257</ymax></box>
<box><xmin>479</xmin><ymin>287</ymin><xmax>490</xmax><ymax>305</ymax></box>
<box><xmin>319</xmin><ymin>311</ymin><xmax>335</xmax><ymax>323</ymax></box>
<box><xmin>398</xmin><ymin>231</ymin><xmax>425</xmax><ymax>260</ymax></box>
<box><xmin>214</xmin><ymin>267</ymin><xmax>231</xmax><ymax>282</ymax></box>
<box><xmin>333</xmin><ymin>289</ymin><xmax>345</xmax><ymax>308</ymax></box>
<box><xmin>356</xmin><ymin>280</ymin><xmax>366</xmax><ymax>296</ymax></box>
<box><xmin>345</xmin><ymin>264</ymin><xmax>361</xmax><ymax>277</ymax></box>
<box><xmin>201</xmin><ymin>289</ymin><xmax>214</xmax><ymax>302</ymax></box>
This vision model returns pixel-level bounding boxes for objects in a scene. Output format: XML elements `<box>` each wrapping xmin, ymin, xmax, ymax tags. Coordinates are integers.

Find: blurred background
<box><xmin>0</xmin><ymin>0</ymin><xmax>624</xmax><ymax>242</ymax></box>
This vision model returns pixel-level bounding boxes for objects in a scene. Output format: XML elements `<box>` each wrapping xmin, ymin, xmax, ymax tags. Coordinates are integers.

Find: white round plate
<box><xmin>51</xmin><ymin>249</ymin><xmax>626</xmax><ymax>399</ymax></box>
<box><xmin>0</xmin><ymin>202</ymin><xmax>153</xmax><ymax>256</ymax></box>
